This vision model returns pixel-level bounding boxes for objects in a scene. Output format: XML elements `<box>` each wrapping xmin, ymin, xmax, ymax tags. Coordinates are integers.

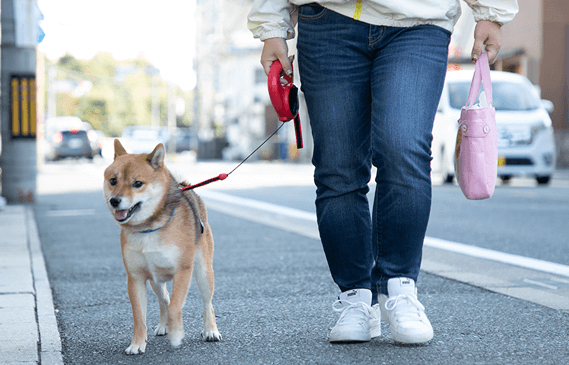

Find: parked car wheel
<box><xmin>536</xmin><ymin>175</ymin><xmax>551</xmax><ymax>185</ymax></box>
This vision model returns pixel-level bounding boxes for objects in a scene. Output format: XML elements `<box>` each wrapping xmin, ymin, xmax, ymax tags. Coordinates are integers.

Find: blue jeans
<box><xmin>297</xmin><ymin>4</ymin><xmax>450</xmax><ymax>298</ymax></box>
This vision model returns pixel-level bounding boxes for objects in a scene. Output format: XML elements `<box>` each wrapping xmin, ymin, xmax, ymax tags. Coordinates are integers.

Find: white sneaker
<box><xmin>378</xmin><ymin>278</ymin><xmax>433</xmax><ymax>344</ymax></box>
<box><xmin>329</xmin><ymin>289</ymin><xmax>381</xmax><ymax>343</ymax></box>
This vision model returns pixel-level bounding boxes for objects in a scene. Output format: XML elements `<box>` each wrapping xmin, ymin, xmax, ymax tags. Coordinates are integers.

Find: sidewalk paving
<box><xmin>0</xmin><ymin>205</ymin><xmax>62</xmax><ymax>365</ymax></box>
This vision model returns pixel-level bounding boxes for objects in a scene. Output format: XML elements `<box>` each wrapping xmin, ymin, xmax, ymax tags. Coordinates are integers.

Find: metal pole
<box><xmin>1</xmin><ymin>0</ymin><xmax>38</xmax><ymax>203</ymax></box>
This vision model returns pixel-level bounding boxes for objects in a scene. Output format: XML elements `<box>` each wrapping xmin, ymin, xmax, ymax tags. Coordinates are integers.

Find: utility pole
<box><xmin>1</xmin><ymin>0</ymin><xmax>40</xmax><ymax>203</ymax></box>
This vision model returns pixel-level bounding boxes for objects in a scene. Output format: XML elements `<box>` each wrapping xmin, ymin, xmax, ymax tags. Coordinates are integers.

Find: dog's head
<box><xmin>103</xmin><ymin>139</ymin><xmax>168</xmax><ymax>226</ymax></box>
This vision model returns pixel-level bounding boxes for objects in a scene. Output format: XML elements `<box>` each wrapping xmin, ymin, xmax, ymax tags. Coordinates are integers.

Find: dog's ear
<box><xmin>114</xmin><ymin>139</ymin><xmax>128</xmax><ymax>159</ymax></box>
<box><xmin>147</xmin><ymin>143</ymin><xmax>165</xmax><ymax>169</ymax></box>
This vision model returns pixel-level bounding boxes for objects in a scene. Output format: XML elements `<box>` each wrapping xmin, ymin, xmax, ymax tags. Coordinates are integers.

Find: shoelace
<box><xmin>332</xmin><ymin>300</ymin><xmax>374</xmax><ymax>325</ymax></box>
<box><xmin>384</xmin><ymin>294</ymin><xmax>425</xmax><ymax>322</ymax></box>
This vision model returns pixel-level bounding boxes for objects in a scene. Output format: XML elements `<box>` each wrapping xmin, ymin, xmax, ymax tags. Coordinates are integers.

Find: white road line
<box><xmin>200</xmin><ymin>189</ymin><xmax>569</xmax><ymax>279</ymax></box>
<box><xmin>523</xmin><ymin>279</ymin><xmax>558</xmax><ymax>290</ymax></box>
<box><xmin>199</xmin><ymin>190</ymin><xmax>317</xmax><ymax>222</ymax></box>
<box><xmin>550</xmin><ymin>276</ymin><xmax>569</xmax><ymax>284</ymax></box>
<box><xmin>45</xmin><ymin>209</ymin><xmax>96</xmax><ymax>217</ymax></box>
<box><xmin>423</xmin><ymin>237</ymin><xmax>569</xmax><ymax>278</ymax></box>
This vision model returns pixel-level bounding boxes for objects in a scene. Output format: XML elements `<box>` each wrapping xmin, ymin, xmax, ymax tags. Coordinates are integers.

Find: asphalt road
<box><xmin>33</xmin><ymin>160</ymin><xmax>569</xmax><ymax>364</ymax></box>
<box><xmin>188</xmin><ymin>165</ymin><xmax>569</xmax><ymax>267</ymax></box>
<box><xmin>210</xmin><ymin>183</ymin><xmax>569</xmax><ymax>267</ymax></box>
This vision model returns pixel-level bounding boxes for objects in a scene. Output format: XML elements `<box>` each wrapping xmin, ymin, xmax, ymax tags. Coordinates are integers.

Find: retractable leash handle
<box><xmin>268</xmin><ymin>61</ymin><xmax>303</xmax><ymax>149</ymax></box>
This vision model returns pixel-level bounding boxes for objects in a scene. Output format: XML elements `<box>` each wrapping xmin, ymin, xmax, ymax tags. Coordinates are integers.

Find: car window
<box><xmin>448</xmin><ymin>81</ymin><xmax>541</xmax><ymax>111</ymax></box>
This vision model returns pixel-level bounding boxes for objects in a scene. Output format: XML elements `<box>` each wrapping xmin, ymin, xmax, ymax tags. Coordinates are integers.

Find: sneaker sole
<box><xmin>329</xmin><ymin>325</ymin><xmax>380</xmax><ymax>343</ymax></box>
<box><xmin>329</xmin><ymin>329</ymin><xmax>372</xmax><ymax>343</ymax></box>
<box><xmin>391</xmin><ymin>330</ymin><xmax>433</xmax><ymax>344</ymax></box>
<box><xmin>329</xmin><ymin>337</ymin><xmax>371</xmax><ymax>343</ymax></box>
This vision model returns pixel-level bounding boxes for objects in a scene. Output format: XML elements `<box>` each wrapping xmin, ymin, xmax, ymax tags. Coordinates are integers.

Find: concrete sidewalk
<box><xmin>0</xmin><ymin>205</ymin><xmax>62</xmax><ymax>365</ymax></box>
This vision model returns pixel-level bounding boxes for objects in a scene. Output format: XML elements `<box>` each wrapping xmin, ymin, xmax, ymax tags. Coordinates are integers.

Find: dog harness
<box><xmin>138</xmin><ymin>207</ymin><xmax>204</xmax><ymax>234</ymax></box>
<box><xmin>138</xmin><ymin>208</ymin><xmax>176</xmax><ymax>234</ymax></box>
<box><xmin>181</xmin><ymin>191</ymin><xmax>205</xmax><ymax>237</ymax></box>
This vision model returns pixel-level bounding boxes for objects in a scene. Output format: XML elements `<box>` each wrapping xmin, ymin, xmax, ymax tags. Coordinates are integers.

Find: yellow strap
<box><xmin>354</xmin><ymin>0</ymin><xmax>363</xmax><ymax>20</ymax></box>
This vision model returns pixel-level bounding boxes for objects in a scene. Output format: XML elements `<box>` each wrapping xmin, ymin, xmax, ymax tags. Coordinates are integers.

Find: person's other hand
<box><xmin>471</xmin><ymin>20</ymin><xmax>502</xmax><ymax>64</ymax></box>
<box><xmin>261</xmin><ymin>37</ymin><xmax>295</xmax><ymax>76</ymax></box>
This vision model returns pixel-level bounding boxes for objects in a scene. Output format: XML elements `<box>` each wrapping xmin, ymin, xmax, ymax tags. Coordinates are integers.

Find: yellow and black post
<box><xmin>11</xmin><ymin>75</ymin><xmax>37</xmax><ymax>139</ymax></box>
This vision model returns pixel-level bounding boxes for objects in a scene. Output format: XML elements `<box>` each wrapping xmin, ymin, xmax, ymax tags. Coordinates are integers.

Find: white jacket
<box><xmin>248</xmin><ymin>0</ymin><xmax>519</xmax><ymax>40</ymax></box>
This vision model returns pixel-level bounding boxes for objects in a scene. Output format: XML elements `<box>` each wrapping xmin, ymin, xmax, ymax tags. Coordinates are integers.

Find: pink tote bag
<box><xmin>454</xmin><ymin>52</ymin><xmax>497</xmax><ymax>200</ymax></box>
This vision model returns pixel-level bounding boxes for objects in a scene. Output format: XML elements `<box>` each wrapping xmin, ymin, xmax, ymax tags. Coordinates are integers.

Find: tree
<box><xmin>47</xmin><ymin>52</ymin><xmax>195</xmax><ymax>137</ymax></box>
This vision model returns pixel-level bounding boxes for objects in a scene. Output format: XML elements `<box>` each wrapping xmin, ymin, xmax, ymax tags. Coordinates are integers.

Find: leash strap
<box><xmin>293</xmin><ymin>115</ymin><xmax>303</xmax><ymax>149</ymax></box>
<box><xmin>182</xmin><ymin>174</ymin><xmax>228</xmax><ymax>191</ymax></box>
<box><xmin>181</xmin><ymin>121</ymin><xmax>287</xmax><ymax>191</ymax></box>
<box><xmin>183</xmin><ymin>60</ymin><xmax>304</xmax><ymax>191</ymax></box>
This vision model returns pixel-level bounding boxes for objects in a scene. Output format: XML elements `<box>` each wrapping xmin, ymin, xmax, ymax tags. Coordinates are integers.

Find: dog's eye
<box><xmin>109</xmin><ymin>177</ymin><xmax>117</xmax><ymax>186</ymax></box>
<box><xmin>133</xmin><ymin>181</ymin><xmax>143</xmax><ymax>188</ymax></box>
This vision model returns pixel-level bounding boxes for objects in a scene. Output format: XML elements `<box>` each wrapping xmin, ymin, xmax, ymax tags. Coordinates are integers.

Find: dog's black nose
<box><xmin>110</xmin><ymin>197</ymin><xmax>121</xmax><ymax>208</ymax></box>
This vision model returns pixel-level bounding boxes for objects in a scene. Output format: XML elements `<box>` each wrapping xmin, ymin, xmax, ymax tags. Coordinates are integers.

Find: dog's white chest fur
<box><xmin>125</xmin><ymin>233</ymin><xmax>180</xmax><ymax>283</ymax></box>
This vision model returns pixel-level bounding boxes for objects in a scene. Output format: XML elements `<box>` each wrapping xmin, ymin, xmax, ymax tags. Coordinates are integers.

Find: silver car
<box><xmin>433</xmin><ymin>70</ymin><xmax>556</xmax><ymax>185</ymax></box>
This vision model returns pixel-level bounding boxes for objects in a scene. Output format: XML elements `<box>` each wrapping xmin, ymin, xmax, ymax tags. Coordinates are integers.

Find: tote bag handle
<box><xmin>465</xmin><ymin>52</ymin><xmax>493</xmax><ymax>108</ymax></box>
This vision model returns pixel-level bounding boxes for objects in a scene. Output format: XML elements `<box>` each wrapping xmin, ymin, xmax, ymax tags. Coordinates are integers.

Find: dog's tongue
<box><xmin>114</xmin><ymin>210</ymin><xmax>128</xmax><ymax>221</ymax></box>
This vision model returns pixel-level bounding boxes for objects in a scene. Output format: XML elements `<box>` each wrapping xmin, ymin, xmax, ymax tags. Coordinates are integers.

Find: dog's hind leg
<box><xmin>194</xmin><ymin>243</ymin><xmax>222</xmax><ymax>342</ymax></box>
<box><xmin>149</xmin><ymin>280</ymin><xmax>170</xmax><ymax>336</ymax></box>
<box><xmin>168</xmin><ymin>268</ymin><xmax>192</xmax><ymax>347</ymax></box>
<box><xmin>126</xmin><ymin>275</ymin><xmax>148</xmax><ymax>355</ymax></box>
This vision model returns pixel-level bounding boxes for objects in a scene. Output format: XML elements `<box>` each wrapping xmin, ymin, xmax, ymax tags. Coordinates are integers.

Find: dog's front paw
<box><xmin>202</xmin><ymin>329</ymin><xmax>222</xmax><ymax>342</ymax></box>
<box><xmin>154</xmin><ymin>323</ymin><xmax>167</xmax><ymax>336</ymax></box>
<box><xmin>168</xmin><ymin>329</ymin><xmax>184</xmax><ymax>348</ymax></box>
<box><xmin>125</xmin><ymin>342</ymin><xmax>146</xmax><ymax>355</ymax></box>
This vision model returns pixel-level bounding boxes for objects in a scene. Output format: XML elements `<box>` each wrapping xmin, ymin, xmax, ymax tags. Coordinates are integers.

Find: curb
<box><xmin>26</xmin><ymin>206</ymin><xmax>64</xmax><ymax>365</ymax></box>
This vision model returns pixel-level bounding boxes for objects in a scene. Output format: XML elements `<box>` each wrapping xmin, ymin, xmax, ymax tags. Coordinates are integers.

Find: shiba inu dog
<box><xmin>104</xmin><ymin>139</ymin><xmax>221</xmax><ymax>355</ymax></box>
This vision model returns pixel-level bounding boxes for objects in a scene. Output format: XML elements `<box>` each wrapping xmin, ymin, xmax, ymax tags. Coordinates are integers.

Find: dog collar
<box><xmin>138</xmin><ymin>208</ymin><xmax>176</xmax><ymax>234</ymax></box>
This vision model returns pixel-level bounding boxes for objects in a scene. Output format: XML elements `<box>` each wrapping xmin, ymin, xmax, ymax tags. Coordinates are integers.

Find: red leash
<box><xmin>182</xmin><ymin>60</ymin><xmax>302</xmax><ymax>191</ymax></box>
<box><xmin>181</xmin><ymin>173</ymin><xmax>228</xmax><ymax>191</ymax></box>
<box><xmin>181</xmin><ymin>122</ymin><xmax>288</xmax><ymax>191</ymax></box>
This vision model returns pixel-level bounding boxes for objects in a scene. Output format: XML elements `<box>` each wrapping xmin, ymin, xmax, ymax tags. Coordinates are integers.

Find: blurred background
<box><xmin>30</xmin><ymin>0</ymin><xmax>569</xmax><ymax>164</ymax></box>
<box><xmin>1</xmin><ymin>0</ymin><xmax>569</xmax><ymax>203</ymax></box>
<box><xmin>33</xmin><ymin>0</ymin><xmax>306</xmax><ymax>165</ymax></box>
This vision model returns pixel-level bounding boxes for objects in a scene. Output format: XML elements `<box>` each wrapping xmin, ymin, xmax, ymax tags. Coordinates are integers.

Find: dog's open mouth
<box><xmin>114</xmin><ymin>202</ymin><xmax>142</xmax><ymax>222</ymax></box>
